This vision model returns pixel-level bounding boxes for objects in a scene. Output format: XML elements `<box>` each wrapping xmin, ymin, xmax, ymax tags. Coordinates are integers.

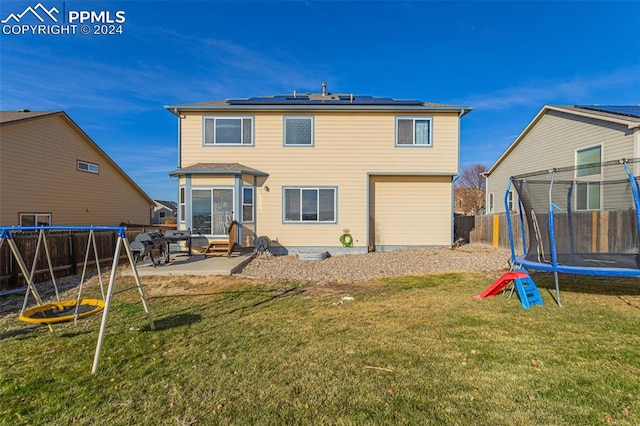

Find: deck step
<box><xmin>204</xmin><ymin>240</ymin><xmax>230</xmax><ymax>257</ymax></box>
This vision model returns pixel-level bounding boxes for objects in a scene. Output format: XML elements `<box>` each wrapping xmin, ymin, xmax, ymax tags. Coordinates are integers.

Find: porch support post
<box><xmin>185</xmin><ymin>175</ymin><xmax>192</xmax><ymax>231</ymax></box>
<box><xmin>234</xmin><ymin>174</ymin><xmax>243</xmax><ymax>244</ymax></box>
<box><xmin>253</xmin><ymin>175</ymin><xmax>258</xmax><ymax>239</ymax></box>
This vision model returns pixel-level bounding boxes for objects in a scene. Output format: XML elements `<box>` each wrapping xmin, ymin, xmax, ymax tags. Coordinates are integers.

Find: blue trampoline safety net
<box><xmin>510</xmin><ymin>158</ymin><xmax>640</xmax><ymax>273</ymax></box>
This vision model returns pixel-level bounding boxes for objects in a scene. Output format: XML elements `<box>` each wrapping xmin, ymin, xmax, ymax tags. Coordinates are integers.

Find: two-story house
<box><xmin>165</xmin><ymin>86</ymin><xmax>471</xmax><ymax>254</ymax></box>
<box><xmin>485</xmin><ymin>105</ymin><xmax>640</xmax><ymax>214</ymax></box>
<box><xmin>0</xmin><ymin>110</ymin><xmax>154</xmax><ymax>226</ymax></box>
<box><xmin>152</xmin><ymin>200</ymin><xmax>178</xmax><ymax>225</ymax></box>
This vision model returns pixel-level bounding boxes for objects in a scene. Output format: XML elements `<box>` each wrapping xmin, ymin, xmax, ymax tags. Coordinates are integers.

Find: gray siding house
<box><xmin>153</xmin><ymin>200</ymin><xmax>177</xmax><ymax>224</ymax></box>
<box><xmin>485</xmin><ymin>105</ymin><xmax>640</xmax><ymax>214</ymax></box>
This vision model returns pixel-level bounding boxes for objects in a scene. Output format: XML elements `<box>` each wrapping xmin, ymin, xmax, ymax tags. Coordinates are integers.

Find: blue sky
<box><xmin>1</xmin><ymin>0</ymin><xmax>639</xmax><ymax>202</ymax></box>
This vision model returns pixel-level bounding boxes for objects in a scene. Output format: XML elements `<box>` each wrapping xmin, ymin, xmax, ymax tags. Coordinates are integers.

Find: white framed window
<box><xmin>179</xmin><ymin>187</ymin><xmax>186</xmax><ymax>222</ymax></box>
<box><xmin>395</xmin><ymin>117</ymin><xmax>432</xmax><ymax>147</ymax></box>
<box><xmin>204</xmin><ymin>117</ymin><xmax>253</xmax><ymax>145</ymax></box>
<box><xmin>77</xmin><ymin>160</ymin><xmax>99</xmax><ymax>173</ymax></box>
<box><xmin>507</xmin><ymin>191</ymin><xmax>514</xmax><ymax>212</ymax></box>
<box><xmin>242</xmin><ymin>187</ymin><xmax>254</xmax><ymax>222</ymax></box>
<box><xmin>20</xmin><ymin>213</ymin><xmax>51</xmax><ymax>226</ymax></box>
<box><xmin>575</xmin><ymin>145</ymin><xmax>602</xmax><ymax>210</ymax></box>
<box><xmin>577</xmin><ymin>182</ymin><xmax>601</xmax><ymax>210</ymax></box>
<box><xmin>284</xmin><ymin>116</ymin><xmax>314</xmax><ymax>146</ymax></box>
<box><xmin>488</xmin><ymin>193</ymin><xmax>494</xmax><ymax>213</ymax></box>
<box><xmin>576</xmin><ymin>145</ymin><xmax>602</xmax><ymax>178</ymax></box>
<box><xmin>283</xmin><ymin>187</ymin><xmax>336</xmax><ymax>223</ymax></box>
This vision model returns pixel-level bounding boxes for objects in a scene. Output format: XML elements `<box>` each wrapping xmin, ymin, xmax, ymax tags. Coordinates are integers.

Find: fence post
<box><xmin>69</xmin><ymin>232</ymin><xmax>77</xmax><ymax>275</ymax></box>
<box><xmin>10</xmin><ymin>245</ymin><xmax>19</xmax><ymax>289</ymax></box>
<box><xmin>492</xmin><ymin>214</ymin><xmax>500</xmax><ymax>248</ymax></box>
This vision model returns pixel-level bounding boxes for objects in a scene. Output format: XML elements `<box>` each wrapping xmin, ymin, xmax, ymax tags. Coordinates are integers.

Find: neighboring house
<box><xmin>485</xmin><ymin>105</ymin><xmax>640</xmax><ymax>214</ymax></box>
<box><xmin>153</xmin><ymin>200</ymin><xmax>177</xmax><ymax>224</ymax></box>
<box><xmin>0</xmin><ymin>110</ymin><xmax>154</xmax><ymax>226</ymax></box>
<box><xmin>454</xmin><ymin>188</ymin><xmax>485</xmax><ymax>215</ymax></box>
<box><xmin>166</xmin><ymin>86</ymin><xmax>472</xmax><ymax>253</ymax></box>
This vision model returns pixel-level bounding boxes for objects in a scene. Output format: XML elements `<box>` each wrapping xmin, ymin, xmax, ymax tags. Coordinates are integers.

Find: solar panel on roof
<box><xmin>225</xmin><ymin>95</ymin><xmax>425</xmax><ymax>106</ymax></box>
<box><xmin>577</xmin><ymin>105</ymin><xmax>640</xmax><ymax>119</ymax></box>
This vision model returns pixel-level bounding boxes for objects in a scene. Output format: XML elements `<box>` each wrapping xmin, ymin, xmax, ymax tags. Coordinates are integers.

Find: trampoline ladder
<box><xmin>514</xmin><ymin>274</ymin><xmax>544</xmax><ymax>309</ymax></box>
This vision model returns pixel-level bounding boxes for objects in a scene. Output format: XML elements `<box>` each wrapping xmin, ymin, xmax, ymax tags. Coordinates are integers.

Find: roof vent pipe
<box><xmin>321</xmin><ymin>82</ymin><xmax>327</xmax><ymax>96</ymax></box>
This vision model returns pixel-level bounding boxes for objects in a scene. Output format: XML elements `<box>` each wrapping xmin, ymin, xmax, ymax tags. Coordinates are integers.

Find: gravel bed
<box><xmin>238</xmin><ymin>243</ymin><xmax>511</xmax><ymax>283</ymax></box>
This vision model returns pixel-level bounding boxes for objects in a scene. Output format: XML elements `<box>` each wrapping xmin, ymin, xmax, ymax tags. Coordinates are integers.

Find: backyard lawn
<box><xmin>1</xmin><ymin>272</ymin><xmax>639</xmax><ymax>425</ymax></box>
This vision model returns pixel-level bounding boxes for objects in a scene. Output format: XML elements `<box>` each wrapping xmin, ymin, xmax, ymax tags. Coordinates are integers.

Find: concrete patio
<box><xmin>122</xmin><ymin>250</ymin><xmax>255</xmax><ymax>277</ymax></box>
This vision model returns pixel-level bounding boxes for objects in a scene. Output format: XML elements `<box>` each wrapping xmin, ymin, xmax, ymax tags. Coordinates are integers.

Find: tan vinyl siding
<box><xmin>181</xmin><ymin>111</ymin><xmax>459</xmax><ymax>173</ymax></box>
<box><xmin>188</xmin><ymin>176</ymin><xmax>236</xmax><ymax>186</ymax></box>
<box><xmin>369</xmin><ymin>175</ymin><xmax>452</xmax><ymax>247</ymax></box>
<box><xmin>487</xmin><ymin>110</ymin><xmax>637</xmax><ymax>213</ymax></box>
<box><xmin>240</xmin><ymin>223</ymin><xmax>256</xmax><ymax>247</ymax></box>
<box><xmin>178</xmin><ymin>110</ymin><xmax>460</xmax><ymax>249</ymax></box>
<box><xmin>0</xmin><ymin>115</ymin><xmax>151</xmax><ymax>226</ymax></box>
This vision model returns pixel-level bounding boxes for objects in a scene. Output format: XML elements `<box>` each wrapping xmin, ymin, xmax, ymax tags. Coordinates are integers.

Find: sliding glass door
<box><xmin>191</xmin><ymin>188</ymin><xmax>234</xmax><ymax>236</ymax></box>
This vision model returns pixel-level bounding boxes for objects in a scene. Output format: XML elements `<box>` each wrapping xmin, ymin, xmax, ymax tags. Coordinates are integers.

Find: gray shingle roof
<box><xmin>0</xmin><ymin>111</ymin><xmax>60</xmax><ymax>124</ymax></box>
<box><xmin>169</xmin><ymin>163</ymin><xmax>268</xmax><ymax>176</ymax></box>
<box><xmin>574</xmin><ymin>105</ymin><xmax>640</xmax><ymax>121</ymax></box>
<box><xmin>166</xmin><ymin>93</ymin><xmax>472</xmax><ymax>115</ymax></box>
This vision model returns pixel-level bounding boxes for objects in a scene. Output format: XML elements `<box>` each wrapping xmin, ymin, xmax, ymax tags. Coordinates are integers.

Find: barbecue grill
<box><xmin>163</xmin><ymin>229</ymin><xmax>193</xmax><ymax>261</ymax></box>
<box><xmin>130</xmin><ymin>231</ymin><xmax>167</xmax><ymax>267</ymax></box>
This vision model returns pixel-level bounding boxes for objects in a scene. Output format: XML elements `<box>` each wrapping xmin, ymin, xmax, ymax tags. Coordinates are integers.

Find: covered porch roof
<box><xmin>169</xmin><ymin>163</ymin><xmax>268</xmax><ymax>177</ymax></box>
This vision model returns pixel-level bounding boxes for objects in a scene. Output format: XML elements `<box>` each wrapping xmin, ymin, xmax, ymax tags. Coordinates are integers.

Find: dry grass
<box><xmin>1</xmin><ymin>270</ymin><xmax>639</xmax><ymax>425</ymax></box>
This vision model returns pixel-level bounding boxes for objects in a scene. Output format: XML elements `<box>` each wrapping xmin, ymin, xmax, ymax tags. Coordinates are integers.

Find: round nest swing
<box><xmin>18</xmin><ymin>299</ymin><xmax>105</xmax><ymax>325</ymax></box>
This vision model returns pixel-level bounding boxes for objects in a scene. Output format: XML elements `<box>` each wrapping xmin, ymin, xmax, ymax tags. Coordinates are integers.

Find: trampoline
<box><xmin>506</xmin><ymin>158</ymin><xmax>640</xmax><ymax>305</ymax></box>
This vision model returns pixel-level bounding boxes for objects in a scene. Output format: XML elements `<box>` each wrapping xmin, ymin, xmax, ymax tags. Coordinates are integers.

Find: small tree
<box><xmin>456</xmin><ymin>163</ymin><xmax>487</xmax><ymax>190</ymax></box>
<box><xmin>454</xmin><ymin>163</ymin><xmax>488</xmax><ymax>215</ymax></box>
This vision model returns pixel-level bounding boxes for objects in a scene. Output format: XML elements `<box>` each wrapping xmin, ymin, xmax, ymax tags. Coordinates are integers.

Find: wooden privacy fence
<box><xmin>453</xmin><ymin>216</ymin><xmax>475</xmax><ymax>244</ymax></box>
<box><xmin>0</xmin><ymin>228</ymin><xmax>153</xmax><ymax>291</ymax></box>
<box><xmin>470</xmin><ymin>213</ymin><xmax>523</xmax><ymax>249</ymax></box>
<box><xmin>470</xmin><ymin>210</ymin><xmax>637</xmax><ymax>253</ymax></box>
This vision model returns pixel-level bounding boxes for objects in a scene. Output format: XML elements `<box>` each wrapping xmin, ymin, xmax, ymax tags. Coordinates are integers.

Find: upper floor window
<box><xmin>284</xmin><ymin>116</ymin><xmax>314</xmax><ymax>146</ymax></box>
<box><xmin>78</xmin><ymin>160</ymin><xmax>99</xmax><ymax>174</ymax></box>
<box><xmin>576</xmin><ymin>145</ymin><xmax>602</xmax><ymax>177</ymax></box>
<box><xmin>20</xmin><ymin>213</ymin><xmax>51</xmax><ymax>226</ymax></box>
<box><xmin>507</xmin><ymin>191</ymin><xmax>514</xmax><ymax>212</ymax></box>
<box><xmin>488</xmin><ymin>193</ymin><xmax>494</xmax><ymax>213</ymax></box>
<box><xmin>396</xmin><ymin>117</ymin><xmax>432</xmax><ymax>147</ymax></box>
<box><xmin>283</xmin><ymin>187</ymin><xmax>336</xmax><ymax>223</ymax></box>
<box><xmin>204</xmin><ymin>117</ymin><xmax>253</xmax><ymax>145</ymax></box>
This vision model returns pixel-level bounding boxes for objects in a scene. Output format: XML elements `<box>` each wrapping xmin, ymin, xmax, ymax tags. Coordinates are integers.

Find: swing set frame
<box><xmin>0</xmin><ymin>225</ymin><xmax>155</xmax><ymax>374</ymax></box>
